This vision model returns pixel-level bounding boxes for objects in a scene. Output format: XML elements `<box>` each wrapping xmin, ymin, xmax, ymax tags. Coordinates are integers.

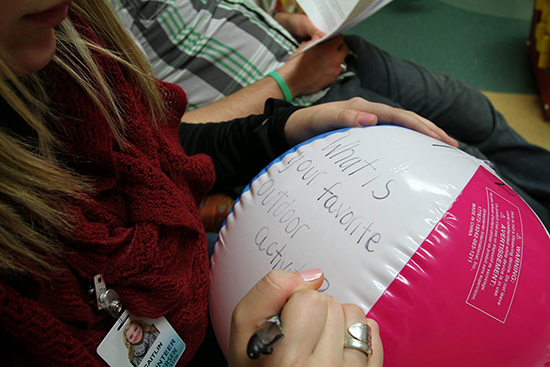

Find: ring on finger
<box><xmin>343</xmin><ymin>323</ymin><xmax>372</xmax><ymax>357</ymax></box>
<box><xmin>340</xmin><ymin>62</ymin><xmax>347</xmax><ymax>73</ymax></box>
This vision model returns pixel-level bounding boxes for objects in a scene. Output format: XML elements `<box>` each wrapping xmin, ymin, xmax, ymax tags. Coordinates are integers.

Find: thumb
<box><xmin>285</xmin><ymin>107</ymin><xmax>378</xmax><ymax>146</ymax></box>
<box><xmin>228</xmin><ymin>269</ymin><xmax>324</xmax><ymax>364</ymax></box>
<box><xmin>233</xmin><ymin>269</ymin><xmax>324</xmax><ymax>325</ymax></box>
<box><xmin>230</xmin><ymin>269</ymin><xmax>324</xmax><ymax>343</ymax></box>
<box><xmin>300</xmin><ymin>14</ymin><xmax>325</xmax><ymax>39</ymax></box>
<box><xmin>324</xmin><ymin>108</ymin><xmax>378</xmax><ymax>128</ymax></box>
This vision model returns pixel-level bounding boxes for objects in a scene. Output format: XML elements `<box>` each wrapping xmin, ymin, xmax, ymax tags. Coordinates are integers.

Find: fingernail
<box><xmin>358</xmin><ymin>113</ymin><xmax>375</xmax><ymax>126</ymax></box>
<box><xmin>299</xmin><ymin>268</ymin><xmax>323</xmax><ymax>282</ymax></box>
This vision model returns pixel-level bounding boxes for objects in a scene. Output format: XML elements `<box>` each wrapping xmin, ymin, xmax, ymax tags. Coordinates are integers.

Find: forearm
<box><xmin>180</xmin><ymin>99</ymin><xmax>300</xmax><ymax>191</ymax></box>
<box><xmin>181</xmin><ymin>76</ymin><xmax>286</xmax><ymax>124</ymax></box>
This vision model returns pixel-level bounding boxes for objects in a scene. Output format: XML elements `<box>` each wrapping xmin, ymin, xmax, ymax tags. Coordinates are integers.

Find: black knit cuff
<box><xmin>254</xmin><ymin>98</ymin><xmax>302</xmax><ymax>161</ymax></box>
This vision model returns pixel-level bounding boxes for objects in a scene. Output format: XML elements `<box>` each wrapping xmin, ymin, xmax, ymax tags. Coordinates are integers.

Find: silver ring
<box><xmin>340</xmin><ymin>62</ymin><xmax>347</xmax><ymax>73</ymax></box>
<box><xmin>343</xmin><ymin>323</ymin><xmax>372</xmax><ymax>357</ymax></box>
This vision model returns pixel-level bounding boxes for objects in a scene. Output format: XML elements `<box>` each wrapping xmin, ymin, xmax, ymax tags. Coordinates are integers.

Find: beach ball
<box><xmin>209</xmin><ymin>126</ymin><xmax>550</xmax><ymax>367</ymax></box>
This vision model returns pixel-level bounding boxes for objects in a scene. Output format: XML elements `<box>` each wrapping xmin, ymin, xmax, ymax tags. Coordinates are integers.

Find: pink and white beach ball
<box><xmin>209</xmin><ymin>126</ymin><xmax>550</xmax><ymax>367</ymax></box>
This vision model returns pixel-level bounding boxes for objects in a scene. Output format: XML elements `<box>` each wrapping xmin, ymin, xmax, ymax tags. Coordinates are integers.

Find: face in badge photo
<box><xmin>123</xmin><ymin>319</ymin><xmax>160</xmax><ymax>367</ymax></box>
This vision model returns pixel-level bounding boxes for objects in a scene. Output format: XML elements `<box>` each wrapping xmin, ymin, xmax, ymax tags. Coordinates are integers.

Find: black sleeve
<box><xmin>179</xmin><ymin>99</ymin><xmax>302</xmax><ymax>192</ymax></box>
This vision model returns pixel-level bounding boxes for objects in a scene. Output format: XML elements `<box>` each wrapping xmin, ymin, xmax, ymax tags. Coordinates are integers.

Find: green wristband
<box><xmin>267</xmin><ymin>71</ymin><xmax>293</xmax><ymax>102</ymax></box>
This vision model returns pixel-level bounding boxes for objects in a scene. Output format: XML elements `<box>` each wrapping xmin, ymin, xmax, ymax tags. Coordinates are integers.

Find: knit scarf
<box><xmin>133</xmin><ymin>330</ymin><xmax>160</xmax><ymax>366</ymax></box>
<box><xmin>0</xmin><ymin>12</ymin><xmax>215</xmax><ymax>366</ymax></box>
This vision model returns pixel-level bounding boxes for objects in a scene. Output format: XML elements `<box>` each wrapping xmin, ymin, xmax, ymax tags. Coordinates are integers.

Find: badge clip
<box><xmin>93</xmin><ymin>274</ymin><xmax>124</xmax><ymax>319</ymax></box>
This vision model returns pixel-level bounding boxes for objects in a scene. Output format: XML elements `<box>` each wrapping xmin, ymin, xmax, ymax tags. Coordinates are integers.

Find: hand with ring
<box><xmin>342</xmin><ymin>311</ymin><xmax>384</xmax><ymax>367</ymax></box>
<box><xmin>228</xmin><ymin>269</ymin><xmax>384</xmax><ymax>367</ymax></box>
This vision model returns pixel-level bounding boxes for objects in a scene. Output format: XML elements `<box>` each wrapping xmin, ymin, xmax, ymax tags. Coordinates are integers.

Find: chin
<box><xmin>13</xmin><ymin>29</ymin><xmax>57</xmax><ymax>76</ymax></box>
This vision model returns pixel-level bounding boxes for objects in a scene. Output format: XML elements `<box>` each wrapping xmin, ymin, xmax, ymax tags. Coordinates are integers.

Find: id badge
<box><xmin>97</xmin><ymin>310</ymin><xmax>186</xmax><ymax>367</ymax></box>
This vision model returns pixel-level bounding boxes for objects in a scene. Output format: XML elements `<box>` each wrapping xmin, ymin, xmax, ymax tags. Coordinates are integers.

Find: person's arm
<box><xmin>180</xmin><ymin>99</ymin><xmax>300</xmax><ymax>191</ymax></box>
<box><xmin>181</xmin><ymin>75</ymin><xmax>287</xmax><ymax>124</ymax></box>
<box><xmin>180</xmin><ymin>98</ymin><xmax>458</xmax><ymax>192</ymax></box>
<box><xmin>181</xmin><ymin>14</ymin><xmax>347</xmax><ymax>124</ymax></box>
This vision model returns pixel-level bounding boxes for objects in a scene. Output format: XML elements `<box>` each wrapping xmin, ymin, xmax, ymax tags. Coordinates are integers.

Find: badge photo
<box><xmin>97</xmin><ymin>310</ymin><xmax>186</xmax><ymax>367</ymax></box>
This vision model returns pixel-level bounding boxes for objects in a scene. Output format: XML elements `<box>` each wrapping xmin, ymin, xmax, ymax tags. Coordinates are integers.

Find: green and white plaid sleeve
<box><xmin>112</xmin><ymin>0</ymin><xmax>331</xmax><ymax>110</ymax></box>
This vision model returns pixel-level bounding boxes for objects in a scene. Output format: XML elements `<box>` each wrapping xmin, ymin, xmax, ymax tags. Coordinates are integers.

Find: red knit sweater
<box><xmin>0</xmin><ymin>14</ymin><xmax>215</xmax><ymax>366</ymax></box>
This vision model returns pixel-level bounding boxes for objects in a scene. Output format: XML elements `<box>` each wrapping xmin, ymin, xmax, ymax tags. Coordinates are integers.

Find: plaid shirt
<box><xmin>113</xmin><ymin>0</ymin><xmax>331</xmax><ymax>111</ymax></box>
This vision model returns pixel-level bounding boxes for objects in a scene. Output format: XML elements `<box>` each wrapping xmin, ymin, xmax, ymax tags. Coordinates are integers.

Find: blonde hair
<box><xmin>0</xmin><ymin>0</ymin><xmax>166</xmax><ymax>277</ymax></box>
